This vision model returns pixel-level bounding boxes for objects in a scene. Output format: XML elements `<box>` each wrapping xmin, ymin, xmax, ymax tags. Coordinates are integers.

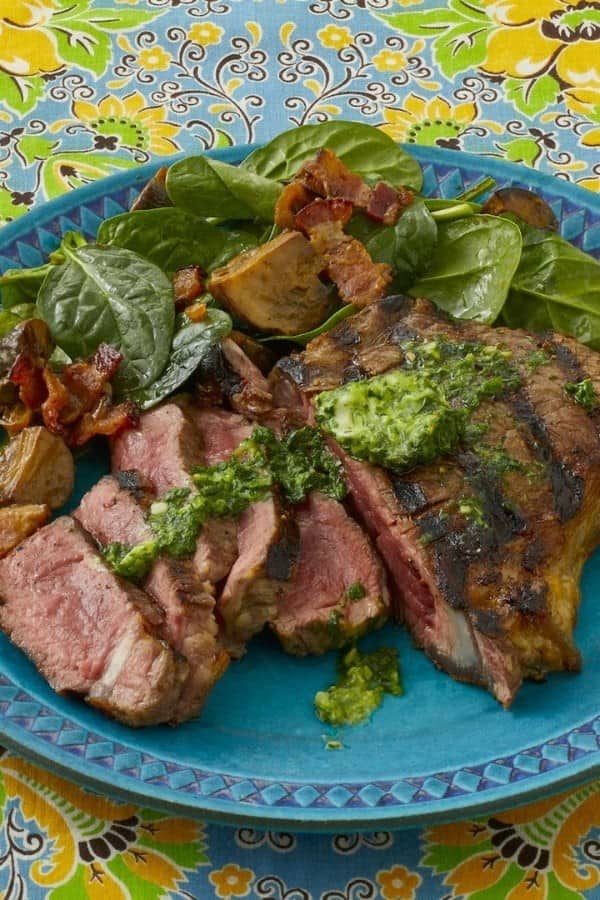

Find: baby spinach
<box><xmin>37</xmin><ymin>243</ymin><xmax>174</xmax><ymax>394</ymax></box>
<box><xmin>241</xmin><ymin>121</ymin><xmax>423</xmax><ymax>190</ymax></box>
<box><xmin>346</xmin><ymin>197</ymin><xmax>437</xmax><ymax>291</ymax></box>
<box><xmin>166</xmin><ymin>156</ymin><xmax>281</xmax><ymax>221</ymax></box>
<box><xmin>0</xmin><ymin>232</ymin><xmax>87</xmax><ymax>309</ymax></box>
<box><xmin>0</xmin><ymin>310</ymin><xmax>23</xmax><ymax>338</ymax></box>
<box><xmin>0</xmin><ymin>264</ymin><xmax>54</xmax><ymax>309</ymax></box>
<box><xmin>409</xmin><ymin>214</ymin><xmax>523</xmax><ymax>323</ymax></box>
<box><xmin>127</xmin><ymin>308</ymin><xmax>232</xmax><ymax>409</ymax></box>
<box><xmin>97</xmin><ymin>208</ymin><xmax>259</xmax><ymax>277</ymax></box>
<box><xmin>501</xmin><ymin>227</ymin><xmax>600</xmax><ymax>350</ymax></box>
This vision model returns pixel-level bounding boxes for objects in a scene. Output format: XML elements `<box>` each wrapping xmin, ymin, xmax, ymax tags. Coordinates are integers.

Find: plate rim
<box><xmin>0</xmin><ymin>143</ymin><xmax>599</xmax><ymax>830</ymax></box>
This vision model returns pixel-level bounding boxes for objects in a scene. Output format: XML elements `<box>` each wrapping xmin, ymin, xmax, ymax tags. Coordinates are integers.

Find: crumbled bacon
<box><xmin>293</xmin><ymin>199</ymin><xmax>392</xmax><ymax>308</ymax></box>
<box><xmin>69</xmin><ymin>396</ymin><xmax>138</xmax><ymax>447</ymax></box>
<box><xmin>173</xmin><ymin>265</ymin><xmax>206</xmax><ymax>310</ymax></box>
<box><xmin>298</xmin><ymin>148</ymin><xmax>371</xmax><ymax>208</ymax></box>
<box><xmin>294</xmin><ymin>198</ymin><xmax>353</xmax><ymax>233</ymax></box>
<box><xmin>296</xmin><ymin>148</ymin><xmax>413</xmax><ymax>225</ymax></box>
<box><xmin>0</xmin><ymin>325</ymin><xmax>137</xmax><ymax>446</ymax></box>
<box><xmin>41</xmin><ymin>343</ymin><xmax>130</xmax><ymax>443</ymax></box>
<box><xmin>367</xmin><ymin>181</ymin><xmax>413</xmax><ymax>226</ymax></box>
<box><xmin>274</xmin><ymin>182</ymin><xmax>317</xmax><ymax>230</ymax></box>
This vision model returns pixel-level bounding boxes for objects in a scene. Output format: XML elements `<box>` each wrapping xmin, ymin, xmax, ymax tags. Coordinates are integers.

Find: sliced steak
<box><xmin>273</xmin><ymin>492</ymin><xmax>389</xmax><ymax>655</ymax></box>
<box><xmin>111</xmin><ymin>400</ymin><xmax>238</xmax><ymax>585</ymax></box>
<box><xmin>75</xmin><ymin>475</ymin><xmax>228</xmax><ymax>723</ymax></box>
<box><xmin>0</xmin><ymin>517</ymin><xmax>186</xmax><ymax>726</ymax></box>
<box><xmin>271</xmin><ymin>295</ymin><xmax>600</xmax><ymax>705</ymax></box>
<box><xmin>218</xmin><ymin>494</ymin><xmax>299</xmax><ymax>657</ymax></box>
<box><xmin>189</xmin><ymin>407</ymin><xmax>299</xmax><ymax>656</ymax></box>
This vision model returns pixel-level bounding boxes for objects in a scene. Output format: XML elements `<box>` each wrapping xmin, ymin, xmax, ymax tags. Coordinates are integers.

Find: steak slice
<box><xmin>111</xmin><ymin>399</ymin><xmax>238</xmax><ymax>584</ymax></box>
<box><xmin>273</xmin><ymin>492</ymin><xmax>389</xmax><ymax>655</ymax></box>
<box><xmin>0</xmin><ymin>517</ymin><xmax>186</xmax><ymax>726</ymax></box>
<box><xmin>187</xmin><ymin>407</ymin><xmax>299</xmax><ymax>657</ymax></box>
<box><xmin>217</xmin><ymin>494</ymin><xmax>298</xmax><ymax>657</ymax></box>
<box><xmin>75</xmin><ymin>474</ymin><xmax>228</xmax><ymax>723</ymax></box>
<box><xmin>271</xmin><ymin>295</ymin><xmax>600</xmax><ymax>705</ymax></box>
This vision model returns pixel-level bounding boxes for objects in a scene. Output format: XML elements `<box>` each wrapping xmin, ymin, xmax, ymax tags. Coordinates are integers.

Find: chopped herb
<box><xmin>457</xmin><ymin>496</ymin><xmax>487</xmax><ymax>528</ymax></box>
<box><xmin>565</xmin><ymin>378</ymin><xmax>598</xmax><ymax>412</ymax></box>
<box><xmin>102</xmin><ymin>540</ymin><xmax>158</xmax><ymax>582</ymax></box>
<box><xmin>114</xmin><ymin>426</ymin><xmax>344</xmax><ymax>579</ymax></box>
<box><xmin>315</xmin><ymin>337</ymin><xmax>520</xmax><ymax>472</ymax></box>
<box><xmin>346</xmin><ymin>581</ymin><xmax>367</xmax><ymax>601</ymax></box>
<box><xmin>526</xmin><ymin>349</ymin><xmax>551</xmax><ymax>372</ymax></box>
<box><xmin>314</xmin><ymin>645</ymin><xmax>403</xmax><ymax>727</ymax></box>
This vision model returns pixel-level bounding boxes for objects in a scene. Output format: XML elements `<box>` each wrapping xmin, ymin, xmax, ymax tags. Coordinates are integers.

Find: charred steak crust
<box><xmin>271</xmin><ymin>295</ymin><xmax>600</xmax><ymax>705</ymax></box>
<box><xmin>0</xmin><ymin>517</ymin><xmax>187</xmax><ymax>727</ymax></box>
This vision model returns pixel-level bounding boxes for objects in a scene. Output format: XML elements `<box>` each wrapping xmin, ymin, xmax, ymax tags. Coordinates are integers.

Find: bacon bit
<box><xmin>293</xmin><ymin>199</ymin><xmax>392</xmax><ymax>309</ymax></box>
<box><xmin>294</xmin><ymin>198</ymin><xmax>353</xmax><ymax>234</ymax></box>
<box><xmin>299</xmin><ymin>148</ymin><xmax>371</xmax><ymax>208</ymax></box>
<box><xmin>274</xmin><ymin>182</ymin><xmax>318</xmax><ymax>229</ymax></box>
<box><xmin>41</xmin><ymin>343</ymin><xmax>126</xmax><ymax>442</ymax></box>
<box><xmin>173</xmin><ymin>265</ymin><xmax>206</xmax><ymax>310</ymax></box>
<box><xmin>9</xmin><ymin>353</ymin><xmax>47</xmax><ymax>410</ymax></box>
<box><xmin>297</xmin><ymin>147</ymin><xmax>413</xmax><ymax>226</ymax></box>
<box><xmin>367</xmin><ymin>181</ymin><xmax>413</xmax><ymax>226</ymax></box>
<box><xmin>70</xmin><ymin>396</ymin><xmax>138</xmax><ymax>447</ymax></box>
<box><xmin>184</xmin><ymin>301</ymin><xmax>208</xmax><ymax>323</ymax></box>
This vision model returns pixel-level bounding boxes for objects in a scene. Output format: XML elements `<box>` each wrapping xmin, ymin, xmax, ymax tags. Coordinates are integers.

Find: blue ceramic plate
<box><xmin>0</xmin><ymin>146</ymin><xmax>599</xmax><ymax>831</ymax></box>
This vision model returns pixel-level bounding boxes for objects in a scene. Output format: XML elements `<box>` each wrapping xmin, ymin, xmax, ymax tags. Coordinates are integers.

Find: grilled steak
<box><xmin>273</xmin><ymin>492</ymin><xmax>389</xmax><ymax>655</ymax></box>
<box><xmin>188</xmin><ymin>406</ymin><xmax>299</xmax><ymax>657</ymax></box>
<box><xmin>111</xmin><ymin>399</ymin><xmax>238</xmax><ymax>584</ymax></box>
<box><xmin>271</xmin><ymin>295</ymin><xmax>600</xmax><ymax>705</ymax></box>
<box><xmin>0</xmin><ymin>517</ymin><xmax>186</xmax><ymax>726</ymax></box>
<box><xmin>75</xmin><ymin>474</ymin><xmax>228</xmax><ymax>723</ymax></box>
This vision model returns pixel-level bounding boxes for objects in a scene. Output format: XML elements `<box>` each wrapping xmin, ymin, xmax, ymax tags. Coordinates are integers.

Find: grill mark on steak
<box><xmin>272</xmin><ymin>296</ymin><xmax>598</xmax><ymax>705</ymax></box>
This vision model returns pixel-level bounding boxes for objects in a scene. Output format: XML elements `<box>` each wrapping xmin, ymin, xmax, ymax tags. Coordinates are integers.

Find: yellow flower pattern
<box><xmin>210</xmin><ymin>862</ymin><xmax>254</xmax><ymax>898</ymax></box>
<box><xmin>0</xmin><ymin>2</ymin><xmax>600</xmax><ymax>898</ymax></box>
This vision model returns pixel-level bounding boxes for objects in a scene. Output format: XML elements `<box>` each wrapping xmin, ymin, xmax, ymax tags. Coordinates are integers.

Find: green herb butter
<box><xmin>314</xmin><ymin>646</ymin><xmax>403</xmax><ymax>727</ymax></box>
<box><xmin>315</xmin><ymin>337</ymin><xmax>520</xmax><ymax>472</ymax></box>
<box><xmin>102</xmin><ymin>540</ymin><xmax>158</xmax><ymax>582</ymax></box>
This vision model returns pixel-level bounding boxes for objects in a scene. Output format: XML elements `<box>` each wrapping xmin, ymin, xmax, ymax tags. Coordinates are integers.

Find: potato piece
<box><xmin>0</xmin><ymin>427</ymin><xmax>74</xmax><ymax>509</ymax></box>
<box><xmin>0</xmin><ymin>504</ymin><xmax>49</xmax><ymax>557</ymax></box>
<box><xmin>482</xmin><ymin>187</ymin><xmax>557</xmax><ymax>230</ymax></box>
<box><xmin>208</xmin><ymin>231</ymin><xmax>333</xmax><ymax>335</ymax></box>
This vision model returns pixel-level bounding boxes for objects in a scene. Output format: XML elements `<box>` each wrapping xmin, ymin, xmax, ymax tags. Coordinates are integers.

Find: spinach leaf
<box><xmin>0</xmin><ymin>264</ymin><xmax>55</xmax><ymax>309</ymax></box>
<box><xmin>346</xmin><ymin>198</ymin><xmax>437</xmax><ymax>291</ymax></box>
<box><xmin>166</xmin><ymin>156</ymin><xmax>281</xmax><ymax>221</ymax></box>
<box><xmin>127</xmin><ymin>308</ymin><xmax>231</xmax><ymax>409</ymax></box>
<box><xmin>97</xmin><ymin>208</ymin><xmax>259</xmax><ymax>277</ymax></box>
<box><xmin>37</xmin><ymin>243</ymin><xmax>174</xmax><ymax>393</ymax></box>
<box><xmin>409</xmin><ymin>215</ymin><xmax>523</xmax><ymax>323</ymax></box>
<box><xmin>0</xmin><ymin>310</ymin><xmax>23</xmax><ymax>338</ymax></box>
<box><xmin>0</xmin><ymin>232</ymin><xmax>87</xmax><ymax>309</ymax></box>
<box><xmin>502</xmin><ymin>227</ymin><xmax>600</xmax><ymax>349</ymax></box>
<box><xmin>241</xmin><ymin>121</ymin><xmax>423</xmax><ymax>190</ymax></box>
<box><xmin>263</xmin><ymin>304</ymin><xmax>356</xmax><ymax>346</ymax></box>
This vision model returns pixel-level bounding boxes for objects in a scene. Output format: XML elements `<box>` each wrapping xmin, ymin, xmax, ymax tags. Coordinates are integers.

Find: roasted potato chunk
<box><xmin>482</xmin><ymin>187</ymin><xmax>557</xmax><ymax>230</ymax></box>
<box><xmin>0</xmin><ymin>427</ymin><xmax>74</xmax><ymax>509</ymax></box>
<box><xmin>0</xmin><ymin>503</ymin><xmax>49</xmax><ymax>557</ymax></box>
<box><xmin>208</xmin><ymin>231</ymin><xmax>333</xmax><ymax>335</ymax></box>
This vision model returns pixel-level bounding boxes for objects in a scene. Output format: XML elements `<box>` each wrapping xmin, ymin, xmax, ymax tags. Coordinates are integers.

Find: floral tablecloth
<box><xmin>1</xmin><ymin>1</ymin><xmax>599</xmax><ymax>897</ymax></box>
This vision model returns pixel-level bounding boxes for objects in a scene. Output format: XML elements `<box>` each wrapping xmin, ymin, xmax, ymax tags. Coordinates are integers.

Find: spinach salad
<box><xmin>2</xmin><ymin>120</ymin><xmax>600</xmax><ymax>729</ymax></box>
